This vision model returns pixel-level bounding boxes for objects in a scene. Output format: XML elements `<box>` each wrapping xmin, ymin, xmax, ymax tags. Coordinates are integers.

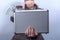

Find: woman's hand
<box><xmin>25</xmin><ymin>25</ymin><xmax>38</xmax><ymax>37</ymax></box>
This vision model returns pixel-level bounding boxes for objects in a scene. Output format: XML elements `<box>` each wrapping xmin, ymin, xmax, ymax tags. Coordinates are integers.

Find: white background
<box><xmin>0</xmin><ymin>0</ymin><xmax>60</xmax><ymax>40</ymax></box>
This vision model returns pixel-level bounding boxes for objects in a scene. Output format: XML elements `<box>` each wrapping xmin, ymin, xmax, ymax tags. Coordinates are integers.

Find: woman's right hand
<box><xmin>25</xmin><ymin>25</ymin><xmax>38</xmax><ymax>37</ymax></box>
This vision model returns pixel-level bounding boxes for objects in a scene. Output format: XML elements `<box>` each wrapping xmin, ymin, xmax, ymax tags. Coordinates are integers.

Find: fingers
<box><xmin>25</xmin><ymin>27</ymin><xmax>29</xmax><ymax>35</ymax></box>
<box><xmin>28</xmin><ymin>26</ymin><xmax>34</xmax><ymax>37</ymax></box>
<box><xmin>35</xmin><ymin>32</ymin><xmax>38</xmax><ymax>36</ymax></box>
<box><xmin>25</xmin><ymin>26</ymin><xmax>38</xmax><ymax>37</ymax></box>
<box><xmin>25</xmin><ymin>26</ymin><xmax>32</xmax><ymax>36</ymax></box>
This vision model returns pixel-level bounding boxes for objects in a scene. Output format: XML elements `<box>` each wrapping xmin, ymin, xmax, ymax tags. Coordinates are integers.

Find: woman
<box><xmin>12</xmin><ymin>0</ymin><xmax>44</xmax><ymax>40</ymax></box>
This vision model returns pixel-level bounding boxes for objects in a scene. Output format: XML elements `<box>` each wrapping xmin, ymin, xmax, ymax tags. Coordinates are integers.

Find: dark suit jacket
<box><xmin>12</xmin><ymin>33</ymin><xmax>44</xmax><ymax>40</ymax></box>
